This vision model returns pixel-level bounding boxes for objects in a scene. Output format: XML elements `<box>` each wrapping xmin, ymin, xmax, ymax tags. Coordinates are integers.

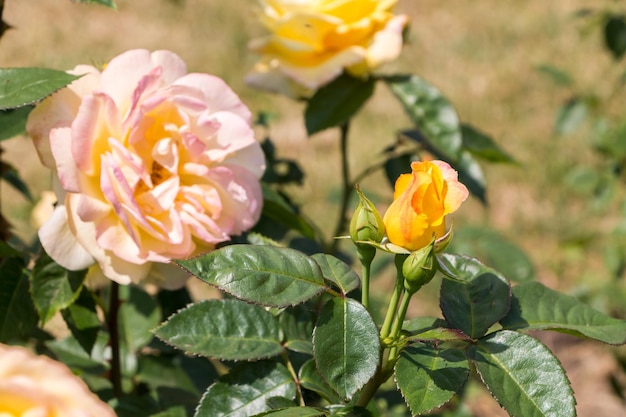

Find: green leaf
<box><xmin>177</xmin><ymin>245</ymin><xmax>327</xmax><ymax>307</ymax></box>
<box><xmin>73</xmin><ymin>0</ymin><xmax>117</xmax><ymax>7</ymax></box>
<box><xmin>118</xmin><ymin>285</ymin><xmax>160</xmax><ymax>352</ymax></box>
<box><xmin>386</xmin><ymin>75</ymin><xmax>463</xmax><ymax>161</ymax></box>
<box><xmin>137</xmin><ymin>355</ymin><xmax>199</xmax><ymax>394</ymax></box>
<box><xmin>402</xmin><ymin>316</ymin><xmax>449</xmax><ymax>334</ymax></box>
<box><xmin>46</xmin><ymin>333</ymin><xmax>109</xmax><ymax>374</ymax></box>
<box><xmin>150</xmin><ymin>406</ymin><xmax>188</xmax><ymax>417</ymax></box>
<box><xmin>61</xmin><ymin>287</ymin><xmax>100</xmax><ymax>355</ymax></box>
<box><xmin>261</xmin><ymin>184</ymin><xmax>316</xmax><ymax>239</ymax></box>
<box><xmin>253</xmin><ymin>408</ymin><xmax>328</xmax><ymax>417</ymax></box>
<box><xmin>279</xmin><ymin>305</ymin><xmax>314</xmax><ymax>354</ymax></box>
<box><xmin>0</xmin><ymin>256</ymin><xmax>38</xmax><ymax>342</ymax></box>
<box><xmin>395</xmin><ymin>345</ymin><xmax>470</xmax><ymax>415</ymax></box>
<box><xmin>383</xmin><ymin>153</ymin><xmax>413</xmax><ymax>189</ymax></box>
<box><xmin>313</xmin><ymin>298</ymin><xmax>380</xmax><ymax>400</ymax></box>
<box><xmin>304</xmin><ymin>73</ymin><xmax>376</xmax><ymax>135</ymax></box>
<box><xmin>31</xmin><ymin>250</ymin><xmax>86</xmax><ymax>324</ymax></box>
<box><xmin>438</xmin><ymin>254</ymin><xmax>511</xmax><ymax>339</ymax></box>
<box><xmin>311</xmin><ymin>253</ymin><xmax>360</xmax><ymax>295</ymax></box>
<box><xmin>0</xmin><ymin>106</ymin><xmax>32</xmax><ymax>141</ymax></box>
<box><xmin>555</xmin><ymin>97</ymin><xmax>588</xmax><ymax>135</ymax></box>
<box><xmin>500</xmin><ymin>281</ymin><xmax>626</xmax><ymax>344</ymax></box>
<box><xmin>534</xmin><ymin>64</ymin><xmax>573</xmax><ymax>87</ymax></box>
<box><xmin>298</xmin><ymin>359</ymin><xmax>342</xmax><ymax>404</ymax></box>
<box><xmin>605</xmin><ymin>15</ymin><xmax>626</xmax><ymax>60</ymax></box>
<box><xmin>450</xmin><ymin>226</ymin><xmax>535</xmax><ymax>283</ymax></box>
<box><xmin>461</xmin><ymin>124</ymin><xmax>515</xmax><ymax>164</ymax></box>
<box><xmin>468</xmin><ymin>330</ymin><xmax>575</xmax><ymax>417</ymax></box>
<box><xmin>155</xmin><ymin>299</ymin><xmax>283</xmax><ymax>360</ymax></box>
<box><xmin>1</xmin><ymin>161</ymin><xmax>33</xmax><ymax>201</ymax></box>
<box><xmin>195</xmin><ymin>361</ymin><xmax>296</xmax><ymax>417</ymax></box>
<box><xmin>407</xmin><ymin>327</ymin><xmax>470</xmax><ymax>343</ymax></box>
<box><xmin>0</xmin><ymin>68</ymin><xmax>80</xmax><ymax>110</ymax></box>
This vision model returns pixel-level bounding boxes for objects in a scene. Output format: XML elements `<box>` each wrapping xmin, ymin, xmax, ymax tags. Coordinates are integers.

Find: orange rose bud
<box><xmin>383</xmin><ymin>160</ymin><xmax>468</xmax><ymax>251</ymax></box>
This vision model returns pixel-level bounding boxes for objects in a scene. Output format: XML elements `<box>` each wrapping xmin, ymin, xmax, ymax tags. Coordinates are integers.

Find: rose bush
<box><xmin>383</xmin><ymin>160</ymin><xmax>468</xmax><ymax>251</ymax></box>
<box><xmin>0</xmin><ymin>344</ymin><xmax>115</xmax><ymax>417</ymax></box>
<box><xmin>246</xmin><ymin>0</ymin><xmax>409</xmax><ymax>97</ymax></box>
<box><xmin>27</xmin><ymin>49</ymin><xmax>265</xmax><ymax>288</ymax></box>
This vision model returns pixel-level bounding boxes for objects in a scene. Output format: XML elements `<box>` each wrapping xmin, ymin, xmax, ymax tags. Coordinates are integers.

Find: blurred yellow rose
<box><xmin>0</xmin><ymin>344</ymin><xmax>115</xmax><ymax>417</ymax></box>
<box><xmin>383</xmin><ymin>160</ymin><xmax>469</xmax><ymax>251</ymax></box>
<box><xmin>246</xmin><ymin>0</ymin><xmax>409</xmax><ymax>97</ymax></box>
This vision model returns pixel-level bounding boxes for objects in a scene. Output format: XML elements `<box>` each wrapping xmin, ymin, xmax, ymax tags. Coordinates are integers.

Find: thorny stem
<box><xmin>331</xmin><ymin>122</ymin><xmax>352</xmax><ymax>254</ymax></box>
<box><xmin>107</xmin><ymin>281</ymin><xmax>123</xmax><ymax>398</ymax></box>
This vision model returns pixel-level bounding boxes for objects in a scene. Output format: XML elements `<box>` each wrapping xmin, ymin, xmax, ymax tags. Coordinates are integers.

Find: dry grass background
<box><xmin>2</xmin><ymin>0</ymin><xmax>626</xmax><ymax>415</ymax></box>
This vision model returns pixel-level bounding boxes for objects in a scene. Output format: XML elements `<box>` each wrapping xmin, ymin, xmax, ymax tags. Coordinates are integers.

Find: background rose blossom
<box><xmin>246</xmin><ymin>0</ymin><xmax>409</xmax><ymax>97</ymax></box>
<box><xmin>27</xmin><ymin>49</ymin><xmax>265</xmax><ymax>289</ymax></box>
<box><xmin>0</xmin><ymin>344</ymin><xmax>115</xmax><ymax>417</ymax></box>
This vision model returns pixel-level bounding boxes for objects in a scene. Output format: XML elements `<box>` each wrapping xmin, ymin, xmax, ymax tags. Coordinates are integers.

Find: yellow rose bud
<box><xmin>246</xmin><ymin>0</ymin><xmax>409</xmax><ymax>98</ymax></box>
<box><xmin>383</xmin><ymin>160</ymin><xmax>469</xmax><ymax>251</ymax></box>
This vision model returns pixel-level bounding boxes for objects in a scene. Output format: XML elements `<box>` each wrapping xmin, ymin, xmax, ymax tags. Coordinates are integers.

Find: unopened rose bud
<box><xmin>350</xmin><ymin>186</ymin><xmax>385</xmax><ymax>264</ymax></box>
<box><xmin>402</xmin><ymin>241</ymin><xmax>437</xmax><ymax>294</ymax></box>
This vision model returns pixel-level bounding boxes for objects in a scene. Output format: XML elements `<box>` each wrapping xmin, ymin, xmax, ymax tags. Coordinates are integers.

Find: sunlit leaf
<box><xmin>155</xmin><ymin>299</ymin><xmax>283</xmax><ymax>361</ymax></box>
<box><xmin>461</xmin><ymin>124</ymin><xmax>515</xmax><ymax>164</ymax></box>
<box><xmin>252</xmin><ymin>407</ymin><xmax>328</xmax><ymax>417</ymax></box>
<box><xmin>177</xmin><ymin>245</ymin><xmax>327</xmax><ymax>307</ymax></box>
<box><xmin>0</xmin><ymin>68</ymin><xmax>80</xmax><ymax>110</ymax></box>
<box><xmin>500</xmin><ymin>281</ymin><xmax>626</xmax><ymax>344</ymax></box>
<box><xmin>469</xmin><ymin>330</ymin><xmax>575</xmax><ymax>417</ymax></box>
<box><xmin>195</xmin><ymin>361</ymin><xmax>296</xmax><ymax>417</ymax></box>
<box><xmin>438</xmin><ymin>253</ymin><xmax>511</xmax><ymax>338</ymax></box>
<box><xmin>31</xmin><ymin>250</ymin><xmax>86</xmax><ymax>324</ymax></box>
<box><xmin>395</xmin><ymin>345</ymin><xmax>469</xmax><ymax>415</ymax></box>
<box><xmin>313</xmin><ymin>298</ymin><xmax>379</xmax><ymax>400</ymax></box>
<box><xmin>555</xmin><ymin>97</ymin><xmax>588</xmax><ymax>135</ymax></box>
<box><xmin>0</xmin><ymin>106</ymin><xmax>32</xmax><ymax>141</ymax></box>
<box><xmin>305</xmin><ymin>73</ymin><xmax>376</xmax><ymax>135</ymax></box>
<box><xmin>311</xmin><ymin>253</ymin><xmax>360</xmax><ymax>295</ymax></box>
<box><xmin>73</xmin><ymin>0</ymin><xmax>117</xmax><ymax>8</ymax></box>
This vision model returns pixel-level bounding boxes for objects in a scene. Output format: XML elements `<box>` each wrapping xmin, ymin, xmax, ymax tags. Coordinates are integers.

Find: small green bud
<box><xmin>402</xmin><ymin>240</ymin><xmax>437</xmax><ymax>294</ymax></box>
<box><xmin>350</xmin><ymin>185</ymin><xmax>385</xmax><ymax>264</ymax></box>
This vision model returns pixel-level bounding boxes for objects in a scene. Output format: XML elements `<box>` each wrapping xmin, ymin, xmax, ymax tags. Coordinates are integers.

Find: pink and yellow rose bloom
<box><xmin>246</xmin><ymin>0</ymin><xmax>409</xmax><ymax>97</ymax></box>
<box><xmin>0</xmin><ymin>344</ymin><xmax>115</xmax><ymax>417</ymax></box>
<box><xmin>27</xmin><ymin>49</ymin><xmax>265</xmax><ymax>288</ymax></box>
<box><xmin>383</xmin><ymin>160</ymin><xmax>469</xmax><ymax>251</ymax></box>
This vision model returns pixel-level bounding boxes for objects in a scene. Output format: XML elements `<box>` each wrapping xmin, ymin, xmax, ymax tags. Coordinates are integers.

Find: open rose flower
<box><xmin>383</xmin><ymin>160</ymin><xmax>469</xmax><ymax>251</ymax></box>
<box><xmin>246</xmin><ymin>0</ymin><xmax>409</xmax><ymax>97</ymax></box>
<box><xmin>27</xmin><ymin>49</ymin><xmax>265</xmax><ymax>289</ymax></box>
<box><xmin>0</xmin><ymin>343</ymin><xmax>115</xmax><ymax>417</ymax></box>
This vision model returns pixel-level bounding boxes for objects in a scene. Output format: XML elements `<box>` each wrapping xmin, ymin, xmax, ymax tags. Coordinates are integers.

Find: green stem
<box><xmin>360</xmin><ymin>260</ymin><xmax>371</xmax><ymax>311</ymax></box>
<box><xmin>331</xmin><ymin>122</ymin><xmax>353</xmax><ymax>253</ymax></box>
<box><xmin>282</xmin><ymin>350</ymin><xmax>304</xmax><ymax>406</ymax></box>
<box><xmin>106</xmin><ymin>281</ymin><xmax>122</xmax><ymax>398</ymax></box>
<box><xmin>380</xmin><ymin>256</ymin><xmax>406</xmax><ymax>340</ymax></box>
<box><xmin>386</xmin><ymin>290</ymin><xmax>412</xmax><ymax>366</ymax></box>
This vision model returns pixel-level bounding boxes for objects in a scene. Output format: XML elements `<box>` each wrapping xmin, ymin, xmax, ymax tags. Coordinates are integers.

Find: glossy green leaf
<box><xmin>326</xmin><ymin>405</ymin><xmax>373</xmax><ymax>416</ymax></box>
<box><xmin>298</xmin><ymin>359</ymin><xmax>342</xmax><ymax>404</ymax></box>
<box><xmin>177</xmin><ymin>245</ymin><xmax>327</xmax><ymax>307</ymax></box>
<box><xmin>195</xmin><ymin>361</ymin><xmax>296</xmax><ymax>417</ymax></box>
<box><xmin>0</xmin><ymin>68</ymin><xmax>80</xmax><ymax>110</ymax></box>
<box><xmin>461</xmin><ymin>124</ymin><xmax>515</xmax><ymax>164</ymax></box>
<box><xmin>1</xmin><ymin>161</ymin><xmax>33</xmax><ymax>200</ymax></box>
<box><xmin>402</xmin><ymin>316</ymin><xmax>449</xmax><ymax>334</ymax></box>
<box><xmin>386</xmin><ymin>75</ymin><xmax>463</xmax><ymax>161</ymax></box>
<box><xmin>604</xmin><ymin>15</ymin><xmax>626</xmax><ymax>60</ymax></box>
<box><xmin>468</xmin><ymin>330</ymin><xmax>575</xmax><ymax>417</ymax></box>
<box><xmin>500</xmin><ymin>281</ymin><xmax>626</xmax><ymax>344</ymax></box>
<box><xmin>279</xmin><ymin>305</ymin><xmax>314</xmax><ymax>354</ymax></box>
<box><xmin>305</xmin><ymin>73</ymin><xmax>376</xmax><ymax>135</ymax></box>
<box><xmin>313</xmin><ymin>298</ymin><xmax>379</xmax><ymax>400</ymax></box>
<box><xmin>155</xmin><ymin>299</ymin><xmax>283</xmax><ymax>360</ymax></box>
<box><xmin>61</xmin><ymin>287</ymin><xmax>100</xmax><ymax>354</ymax></box>
<box><xmin>150</xmin><ymin>406</ymin><xmax>188</xmax><ymax>417</ymax></box>
<box><xmin>451</xmin><ymin>226</ymin><xmax>535</xmax><ymax>283</ymax></box>
<box><xmin>407</xmin><ymin>327</ymin><xmax>470</xmax><ymax>343</ymax></box>
<box><xmin>311</xmin><ymin>253</ymin><xmax>360</xmax><ymax>295</ymax></box>
<box><xmin>74</xmin><ymin>0</ymin><xmax>117</xmax><ymax>7</ymax></box>
<box><xmin>31</xmin><ymin>250</ymin><xmax>86</xmax><ymax>324</ymax></box>
<box><xmin>137</xmin><ymin>355</ymin><xmax>200</xmax><ymax>394</ymax></box>
<box><xmin>555</xmin><ymin>97</ymin><xmax>588</xmax><ymax>135</ymax></box>
<box><xmin>113</xmin><ymin>395</ymin><xmax>161</xmax><ymax>417</ymax></box>
<box><xmin>46</xmin><ymin>333</ymin><xmax>109</xmax><ymax>374</ymax></box>
<box><xmin>253</xmin><ymin>407</ymin><xmax>328</xmax><ymax>417</ymax></box>
<box><xmin>438</xmin><ymin>253</ymin><xmax>511</xmax><ymax>338</ymax></box>
<box><xmin>0</xmin><ymin>256</ymin><xmax>38</xmax><ymax>342</ymax></box>
<box><xmin>118</xmin><ymin>285</ymin><xmax>160</xmax><ymax>352</ymax></box>
<box><xmin>395</xmin><ymin>345</ymin><xmax>469</xmax><ymax>415</ymax></box>
<box><xmin>0</xmin><ymin>106</ymin><xmax>32</xmax><ymax>141</ymax></box>
<box><xmin>261</xmin><ymin>183</ymin><xmax>316</xmax><ymax>239</ymax></box>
